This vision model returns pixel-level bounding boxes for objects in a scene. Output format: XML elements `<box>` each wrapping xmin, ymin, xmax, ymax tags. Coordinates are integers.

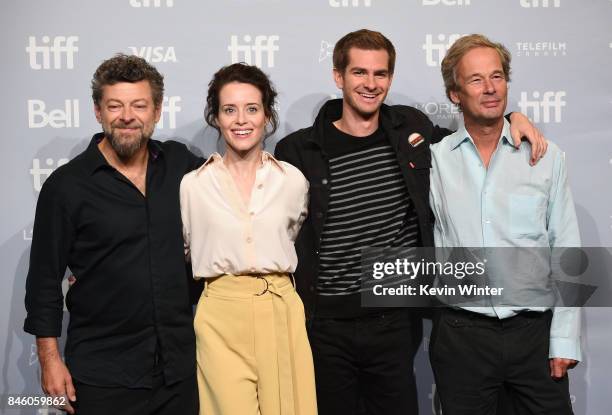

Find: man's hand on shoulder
<box><xmin>508</xmin><ymin>112</ymin><xmax>548</xmax><ymax>166</ymax></box>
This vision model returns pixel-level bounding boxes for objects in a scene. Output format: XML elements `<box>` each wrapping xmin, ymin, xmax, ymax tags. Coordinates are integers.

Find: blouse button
<box><xmin>246</xmin><ymin>237</ymin><xmax>253</xmax><ymax>243</ymax></box>
<box><xmin>257</xmin><ymin>184</ymin><xmax>263</xmax><ymax>190</ymax></box>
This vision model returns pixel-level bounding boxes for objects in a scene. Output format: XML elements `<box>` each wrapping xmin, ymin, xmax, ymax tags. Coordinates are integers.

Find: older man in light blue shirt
<box><xmin>428</xmin><ymin>34</ymin><xmax>579</xmax><ymax>415</ymax></box>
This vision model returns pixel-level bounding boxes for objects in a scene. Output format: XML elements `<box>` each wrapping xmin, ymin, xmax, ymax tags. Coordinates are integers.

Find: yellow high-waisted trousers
<box><xmin>195</xmin><ymin>273</ymin><xmax>317</xmax><ymax>415</ymax></box>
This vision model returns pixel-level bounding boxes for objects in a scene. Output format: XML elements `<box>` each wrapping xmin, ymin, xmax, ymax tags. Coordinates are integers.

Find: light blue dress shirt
<box><xmin>429</xmin><ymin>119</ymin><xmax>581</xmax><ymax>361</ymax></box>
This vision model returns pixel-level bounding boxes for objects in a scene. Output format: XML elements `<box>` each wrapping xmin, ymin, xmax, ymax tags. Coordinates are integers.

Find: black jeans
<box><xmin>430</xmin><ymin>308</ymin><xmax>574</xmax><ymax>415</ymax></box>
<box><xmin>72</xmin><ymin>372</ymin><xmax>198</xmax><ymax>415</ymax></box>
<box><xmin>308</xmin><ymin>308</ymin><xmax>422</xmax><ymax>415</ymax></box>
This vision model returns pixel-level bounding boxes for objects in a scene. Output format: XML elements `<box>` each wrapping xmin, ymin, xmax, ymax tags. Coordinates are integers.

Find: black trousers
<box><xmin>430</xmin><ymin>308</ymin><xmax>574</xmax><ymax>415</ymax></box>
<box><xmin>72</xmin><ymin>372</ymin><xmax>198</xmax><ymax>415</ymax></box>
<box><xmin>308</xmin><ymin>308</ymin><xmax>422</xmax><ymax>415</ymax></box>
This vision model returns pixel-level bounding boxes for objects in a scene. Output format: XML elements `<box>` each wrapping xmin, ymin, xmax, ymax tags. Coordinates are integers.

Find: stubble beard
<box><xmin>104</xmin><ymin>124</ymin><xmax>152</xmax><ymax>161</ymax></box>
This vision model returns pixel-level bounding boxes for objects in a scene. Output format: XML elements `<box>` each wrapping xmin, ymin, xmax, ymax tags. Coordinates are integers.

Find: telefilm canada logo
<box><xmin>515</xmin><ymin>41</ymin><xmax>566</xmax><ymax>57</ymax></box>
<box><xmin>26</xmin><ymin>36</ymin><xmax>78</xmax><ymax>70</ymax></box>
<box><xmin>228</xmin><ymin>35</ymin><xmax>279</xmax><ymax>68</ymax></box>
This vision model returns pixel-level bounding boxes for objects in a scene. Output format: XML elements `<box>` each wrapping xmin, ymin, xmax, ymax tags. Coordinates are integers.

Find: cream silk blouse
<box><xmin>180</xmin><ymin>151</ymin><xmax>309</xmax><ymax>279</ymax></box>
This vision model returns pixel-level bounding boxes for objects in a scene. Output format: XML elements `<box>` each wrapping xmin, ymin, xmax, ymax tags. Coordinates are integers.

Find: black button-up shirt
<box><xmin>24</xmin><ymin>133</ymin><xmax>203</xmax><ymax>387</ymax></box>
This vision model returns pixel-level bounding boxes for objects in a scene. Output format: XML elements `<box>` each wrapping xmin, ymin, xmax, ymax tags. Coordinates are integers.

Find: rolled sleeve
<box><xmin>24</xmin><ymin>173</ymin><xmax>74</xmax><ymax>337</ymax></box>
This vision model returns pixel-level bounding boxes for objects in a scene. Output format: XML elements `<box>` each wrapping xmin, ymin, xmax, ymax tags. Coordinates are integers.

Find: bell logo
<box><xmin>157</xmin><ymin>96</ymin><xmax>181</xmax><ymax>129</ymax></box>
<box><xmin>129</xmin><ymin>46</ymin><xmax>177</xmax><ymax>63</ymax></box>
<box><xmin>423</xmin><ymin>0</ymin><xmax>470</xmax><ymax>5</ymax></box>
<box><xmin>329</xmin><ymin>0</ymin><xmax>372</xmax><ymax>6</ymax></box>
<box><xmin>28</xmin><ymin>99</ymin><xmax>80</xmax><ymax>128</ymax></box>
<box><xmin>129</xmin><ymin>0</ymin><xmax>174</xmax><ymax>7</ymax></box>
<box><xmin>26</xmin><ymin>36</ymin><xmax>78</xmax><ymax>70</ymax></box>
<box><xmin>517</xmin><ymin>91</ymin><xmax>566</xmax><ymax>123</ymax></box>
<box><xmin>228</xmin><ymin>35</ymin><xmax>279</xmax><ymax>68</ymax></box>
<box><xmin>30</xmin><ymin>158</ymin><xmax>69</xmax><ymax>192</ymax></box>
<box><xmin>423</xmin><ymin>34</ymin><xmax>465</xmax><ymax>66</ymax></box>
<box><xmin>520</xmin><ymin>0</ymin><xmax>560</xmax><ymax>7</ymax></box>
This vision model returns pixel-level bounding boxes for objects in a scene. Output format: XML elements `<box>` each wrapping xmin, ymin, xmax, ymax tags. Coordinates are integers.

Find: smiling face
<box><xmin>450</xmin><ymin>47</ymin><xmax>508</xmax><ymax>126</ymax></box>
<box><xmin>334</xmin><ymin>47</ymin><xmax>393</xmax><ymax>120</ymax></box>
<box><xmin>94</xmin><ymin>80</ymin><xmax>161</xmax><ymax>160</ymax></box>
<box><xmin>216</xmin><ymin>82</ymin><xmax>267</xmax><ymax>156</ymax></box>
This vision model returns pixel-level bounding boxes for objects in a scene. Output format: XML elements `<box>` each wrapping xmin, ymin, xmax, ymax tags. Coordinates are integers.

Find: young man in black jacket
<box><xmin>275</xmin><ymin>29</ymin><xmax>544</xmax><ymax>415</ymax></box>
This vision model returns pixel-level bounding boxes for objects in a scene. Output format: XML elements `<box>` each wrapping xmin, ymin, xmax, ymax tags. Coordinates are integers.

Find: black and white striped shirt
<box><xmin>317</xmin><ymin>123</ymin><xmax>419</xmax><ymax>316</ymax></box>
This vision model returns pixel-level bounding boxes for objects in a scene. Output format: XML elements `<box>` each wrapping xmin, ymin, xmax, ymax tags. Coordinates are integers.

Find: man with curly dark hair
<box><xmin>24</xmin><ymin>54</ymin><xmax>202</xmax><ymax>415</ymax></box>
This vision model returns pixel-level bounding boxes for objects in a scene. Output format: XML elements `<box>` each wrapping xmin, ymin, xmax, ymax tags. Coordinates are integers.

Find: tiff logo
<box><xmin>129</xmin><ymin>0</ymin><xmax>174</xmax><ymax>7</ymax></box>
<box><xmin>520</xmin><ymin>0</ymin><xmax>560</xmax><ymax>7</ymax></box>
<box><xmin>28</xmin><ymin>99</ymin><xmax>80</xmax><ymax>128</ymax></box>
<box><xmin>329</xmin><ymin>0</ymin><xmax>372</xmax><ymax>6</ymax></box>
<box><xmin>423</xmin><ymin>0</ymin><xmax>470</xmax><ymax>5</ymax></box>
<box><xmin>423</xmin><ymin>34</ymin><xmax>465</xmax><ymax>66</ymax></box>
<box><xmin>228</xmin><ymin>35</ymin><xmax>279</xmax><ymax>68</ymax></box>
<box><xmin>518</xmin><ymin>91</ymin><xmax>566</xmax><ymax>123</ymax></box>
<box><xmin>26</xmin><ymin>36</ymin><xmax>78</xmax><ymax>70</ymax></box>
<box><xmin>31</xmin><ymin>158</ymin><xmax>69</xmax><ymax>192</ymax></box>
<box><xmin>129</xmin><ymin>46</ymin><xmax>177</xmax><ymax>63</ymax></box>
<box><xmin>157</xmin><ymin>96</ymin><xmax>181</xmax><ymax>129</ymax></box>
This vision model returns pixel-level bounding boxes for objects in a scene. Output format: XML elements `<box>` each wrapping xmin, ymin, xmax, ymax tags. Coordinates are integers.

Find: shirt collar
<box><xmin>84</xmin><ymin>133</ymin><xmax>164</xmax><ymax>175</ymax></box>
<box><xmin>450</xmin><ymin>118</ymin><xmax>517</xmax><ymax>151</ymax></box>
<box><xmin>196</xmin><ymin>151</ymin><xmax>285</xmax><ymax>175</ymax></box>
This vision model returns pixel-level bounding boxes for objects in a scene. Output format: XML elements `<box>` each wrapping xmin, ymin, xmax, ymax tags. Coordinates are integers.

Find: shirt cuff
<box><xmin>549</xmin><ymin>336</ymin><xmax>582</xmax><ymax>361</ymax></box>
